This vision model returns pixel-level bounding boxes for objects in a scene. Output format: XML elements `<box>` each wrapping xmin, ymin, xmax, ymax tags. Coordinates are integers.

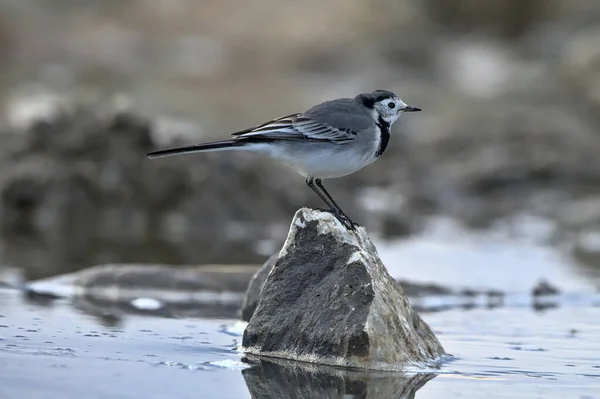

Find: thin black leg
<box><xmin>306</xmin><ymin>178</ymin><xmax>335</xmax><ymax>211</ymax></box>
<box><xmin>305</xmin><ymin>178</ymin><xmax>356</xmax><ymax>230</ymax></box>
<box><xmin>315</xmin><ymin>179</ymin><xmax>357</xmax><ymax>229</ymax></box>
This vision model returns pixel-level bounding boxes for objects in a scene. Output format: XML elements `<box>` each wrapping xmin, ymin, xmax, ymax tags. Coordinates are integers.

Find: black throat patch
<box><xmin>375</xmin><ymin>116</ymin><xmax>391</xmax><ymax>158</ymax></box>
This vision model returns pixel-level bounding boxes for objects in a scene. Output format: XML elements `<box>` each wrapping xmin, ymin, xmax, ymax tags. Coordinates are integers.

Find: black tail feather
<box><xmin>147</xmin><ymin>140</ymin><xmax>241</xmax><ymax>159</ymax></box>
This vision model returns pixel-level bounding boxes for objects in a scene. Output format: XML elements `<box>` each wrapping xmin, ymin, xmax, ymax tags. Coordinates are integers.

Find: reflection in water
<box><xmin>532</xmin><ymin>298</ymin><xmax>559</xmax><ymax>313</ymax></box>
<box><xmin>70</xmin><ymin>294</ymin><xmax>242</xmax><ymax>322</ymax></box>
<box><xmin>21</xmin><ymin>289</ymin><xmax>61</xmax><ymax>307</ymax></box>
<box><xmin>242</xmin><ymin>356</ymin><xmax>436</xmax><ymax>399</ymax></box>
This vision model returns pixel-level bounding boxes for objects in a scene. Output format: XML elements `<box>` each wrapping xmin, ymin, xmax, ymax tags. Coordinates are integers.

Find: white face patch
<box><xmin>373</xmin><ymin>97</ymin><xmax>403</xmax><ymax>125</ymax></box>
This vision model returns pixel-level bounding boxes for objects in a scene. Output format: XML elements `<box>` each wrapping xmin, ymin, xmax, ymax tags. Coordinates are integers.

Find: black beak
<box><xmin>403</xmin><ymin>105</ymin><xmax>421</xmax><ymax>112</ymax></box>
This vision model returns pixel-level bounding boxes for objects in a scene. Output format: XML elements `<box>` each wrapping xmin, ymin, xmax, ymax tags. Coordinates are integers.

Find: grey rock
<box><xmin>396</xmin><ymin>280</ymin><xmax>453</xmax><ymax>298</ymax></box>
<box><xmin>25</xmin><ymin>263</ymin><xmax>259</xmax><ymax>319</ymax></box>
<box><xmin>240</xmin><ymin>255</ymin><xmax>454</xmax><ymax>322</ymax></box>
<box><xmin>532</xmin><ymin>279</ymin><xmax>560</xmax><ymax>297</ymax></box>
<box><xmin>72</xmin><ymin>263</ymin><xmax>257</xmax><ymax>294</ymax></box>
<box><xmin>241</xmin><ymin>208</ymin><xmax>446</xmax><ymax>370</ymax></box>
<box><xmin>242</xmin><ymin>356</ymin><xmax>436</xmax><ymax>399</ymax></box>
<box><xmin>240</xmin><ymin>253</ymin><xmax>278</xmax><ymax>322</ymax></box>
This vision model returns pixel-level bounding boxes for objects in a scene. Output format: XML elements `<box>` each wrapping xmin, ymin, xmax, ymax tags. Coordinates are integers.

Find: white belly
<box><xmin>262</xmin><ymin>142</ymin><xmax>377</xmax><ymax>179</ymax></box>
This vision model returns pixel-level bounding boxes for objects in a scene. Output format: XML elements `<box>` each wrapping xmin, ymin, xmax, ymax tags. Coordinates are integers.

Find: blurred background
<box><xmin>0</xmin><ymin>0</ymin><xmax>600</xmax><ymax>284</ymax></box>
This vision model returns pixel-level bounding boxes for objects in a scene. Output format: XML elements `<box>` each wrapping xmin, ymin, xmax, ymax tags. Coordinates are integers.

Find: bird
<box><xmin>147</xmin><ymin>90</ymin><xmax>421</xmax><ymax>230</ymax></box>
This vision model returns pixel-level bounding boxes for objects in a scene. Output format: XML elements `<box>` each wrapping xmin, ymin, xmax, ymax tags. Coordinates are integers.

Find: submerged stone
<box><xmin>241</xmin><ymin>208</ymin><xmax>446</xmax><ymax>370</ymax></box>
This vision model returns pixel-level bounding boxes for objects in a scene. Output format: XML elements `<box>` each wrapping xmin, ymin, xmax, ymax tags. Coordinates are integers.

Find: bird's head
<box><xmin>356</xmin><ymin>90</ymin><xmax>421</xmax><ymax>126</ymax></box>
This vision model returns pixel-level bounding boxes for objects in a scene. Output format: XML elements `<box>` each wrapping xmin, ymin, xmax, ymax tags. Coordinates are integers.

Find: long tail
<box><xmin>147</xmin><ymin>139</ymin><xmax>245</xmax><ymax>159</ymax></box>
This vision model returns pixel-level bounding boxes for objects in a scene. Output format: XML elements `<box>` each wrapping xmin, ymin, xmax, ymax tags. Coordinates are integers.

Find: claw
<box><xmin>332</xmin><ymin>211</ymin><xmax>358</xmax><ymax>231</ymax></box>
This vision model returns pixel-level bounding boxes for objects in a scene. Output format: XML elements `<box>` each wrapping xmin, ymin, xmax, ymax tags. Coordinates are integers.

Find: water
<box><xmin>1</xmin><ymin>219</ymin><xmax>599</xmax><ymax>398</ymax></box>
<box><xmin>1</xmin><ymin>289</ymin><xmax>598</xmax><ymax>399</ymax></box>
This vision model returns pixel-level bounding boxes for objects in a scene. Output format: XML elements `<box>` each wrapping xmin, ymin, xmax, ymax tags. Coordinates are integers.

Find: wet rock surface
<box><xmin>241</xmin><ymin>208</ymin><xmax>445</xmax><ymax>370</ymax></box>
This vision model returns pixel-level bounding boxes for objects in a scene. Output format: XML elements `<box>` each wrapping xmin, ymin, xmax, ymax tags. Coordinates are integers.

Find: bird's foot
<box><xmin>334</xmin><ymin>212</ymin><xmax>359</xmax><ymax>231</ymax></box>
<box><xmin>311</xmin><ymin>207</ymin><xmax>359</xmax><ymax>231</ymax></box>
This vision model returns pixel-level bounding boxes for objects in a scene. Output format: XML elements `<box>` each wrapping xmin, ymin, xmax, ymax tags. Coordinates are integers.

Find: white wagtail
<box><xmin>147</xmin><ymin>90</ymin><xmax>421</xmax><ymax>230</ymax></box>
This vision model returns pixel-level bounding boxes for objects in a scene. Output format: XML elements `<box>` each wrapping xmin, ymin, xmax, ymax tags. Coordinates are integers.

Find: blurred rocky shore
<box><xmin>1</xmin><ymin>0</ymin><xmax>600</xmax><ymax>279</ymax></box>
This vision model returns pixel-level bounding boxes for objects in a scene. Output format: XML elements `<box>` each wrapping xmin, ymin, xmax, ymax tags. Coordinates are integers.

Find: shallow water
<box><xmin>377</xmin><ymin>217</ymin><xmax>600</xmax><ymax>293</ymax></box>
<box><xmin>1</xmin><ymin>221</ymin><xmax>600</xmax><ymax>398</ymax></box>
<box><xmin>1</xmin><ymin>289</ymin><xmax>598</xmax><ymax>398</ymax></box>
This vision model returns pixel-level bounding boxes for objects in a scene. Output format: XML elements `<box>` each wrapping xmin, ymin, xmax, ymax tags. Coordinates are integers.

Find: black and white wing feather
<box><xmin>231</xmin><ymin>114</ymin><xmax>357</xmax><ymax>144</ymax></box>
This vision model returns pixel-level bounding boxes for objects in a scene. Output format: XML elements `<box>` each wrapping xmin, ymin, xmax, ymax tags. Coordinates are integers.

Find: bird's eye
<box><xmin>387</xmin><ymin>102</ymin><xmax>396</xmax><ymax>109</ymax></box>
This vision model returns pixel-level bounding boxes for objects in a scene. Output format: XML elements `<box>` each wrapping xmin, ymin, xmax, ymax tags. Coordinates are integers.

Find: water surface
<box><xmin>1</xmin><ymin>221</ymin><xmax>599</xmax><ymax>398</ymax></box>
<box><xmin>1</xmin><ymin>287</ymin><xmax>598</xmax><ymax>399</ymax></box>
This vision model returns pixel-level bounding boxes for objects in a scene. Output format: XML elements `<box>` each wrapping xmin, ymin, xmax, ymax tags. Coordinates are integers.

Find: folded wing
<box><xmin>231</xmin><ymin>114</ymin><xmax>356</xmax><ymax>143</ymax></box>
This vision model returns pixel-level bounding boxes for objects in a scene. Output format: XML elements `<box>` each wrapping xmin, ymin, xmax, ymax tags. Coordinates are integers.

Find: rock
<box><xmin>532</xmin><ymin>279</ymin><xmax>560</xmax><ymax>297</ymax></box>
<box><xmin>241</xmin><ymin>256</ymin><xmax>454</xmax><ymax>322</ymax></box>
<box><xmin>24</xmin><ymin>263</ymin><xmax>260</xmax><ymax>318</ymax></box>
<box><xmin>71</xmin><ymin>263</ymin><xmax>257</xmax><ymax>295</ymax></box>
<box><xmin>395</xmin><ymin>280</ymin><xmax>454</xmax><ymax>298</ymax></box>
<box><xmin>240</xmin><ymin>253</ymin><xmax>278</xmax><ymax>322</ymax></box>
<box><xmin>241</xmin><ymin>208</ymin><xmax>446</xmax><ymax>370</ymax></box>
<box><xmin>242</xmin><ymin>356</ymin><xmax>436</xmax><ymax>399</ymax></box>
